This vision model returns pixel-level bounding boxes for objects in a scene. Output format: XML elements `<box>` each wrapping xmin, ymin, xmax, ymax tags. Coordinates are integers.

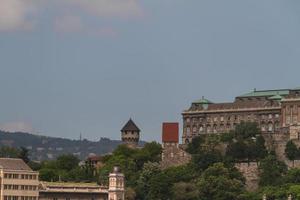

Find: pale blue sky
<box><xmin>0</xmin><ymin>0</ymin><xmax>299</xmax><ymax>142</ymax></box>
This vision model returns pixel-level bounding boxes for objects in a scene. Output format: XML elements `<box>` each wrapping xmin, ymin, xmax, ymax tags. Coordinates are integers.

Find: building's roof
<box><xmin>162</xmin><ymin>123</ymin><xmax>179</xmax><ymax>143</ymax></box>
<box><xmin>293</xmin><ymin>87</ymin><xmax>300</xmax><ymax>90</ymax></box>
<box><xmin>187</xmin><ymin>100</ymin><xmax>281</xmax><ymax>112</ymax></box>
<box><xmin>269</xmin><ymin>94</ymin><xmax>283</xmax><ymax>100</ymax></box>
<box><xmin>0</xmin><ymin>158</ymin><xmax>32</xmax><ymax>171</ymax></box>
<box><xmin>238</xmin><ymin>89</ymin><xmax>290</xmax><ymax>98</ymax></box>
<box><xmin>121</xmin><ymin>119</ymin><xmax>140</xmax><ymax>132</ymax></box>
<box><xmin>40</xmin><ymin>181</ymin><xmax>100</xmax><ymax>187</ymax></box>
<box><xmin>193</xmin><ymin>97</ymin><xmax>213</xmax><ymax>104</ymax></box>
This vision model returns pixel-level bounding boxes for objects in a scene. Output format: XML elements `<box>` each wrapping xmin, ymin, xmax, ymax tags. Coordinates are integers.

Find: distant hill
<box><xmin>0</xmin><ymin>131</ymin><xmax>140</xmax><ymax>161</ymax></box>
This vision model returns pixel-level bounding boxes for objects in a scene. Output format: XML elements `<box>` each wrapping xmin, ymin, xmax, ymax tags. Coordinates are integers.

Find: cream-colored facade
<box><xmin>0</xmin><ymin>158</ymin><xmax>39</xmax><ymax>200</ymax></box>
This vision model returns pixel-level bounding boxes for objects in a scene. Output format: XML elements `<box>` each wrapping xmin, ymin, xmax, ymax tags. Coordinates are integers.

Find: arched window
<box><xmin>213</xmin><ymin>124</ymin><xmax>217</xmax><ymax>133</ymax></box>
<box><xmin>192</xmin><ymin>126</ymin><xmax>197</xmax><ymax>133</ymax></box>
<box><xmin>199</xmin><ymin>125</ymin><xmax>204</xmax><ymax>133</ymax></box>
<box><xmin>268</xmin><ymin>122</ymin><xmax>273</xmax><ymax>132</ymax></box>
<box><xmin>186</xmin><ymin>127</ymin><xmax>191</xmax><ymax>135</ymax></box>
<box><xmin>207</xmin><ymin>125</ymin><xmax>211</xmax><ymax>133</ymax></box>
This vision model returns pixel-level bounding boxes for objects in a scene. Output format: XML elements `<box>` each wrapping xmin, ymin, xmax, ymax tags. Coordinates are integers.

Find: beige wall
<box><xmin>0</xmin><ymin>169</ymin><xmax>39</xmax><ymax>200</ymax></box>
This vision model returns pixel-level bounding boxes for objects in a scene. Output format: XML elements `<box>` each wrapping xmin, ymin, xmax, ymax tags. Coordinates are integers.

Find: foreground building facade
<box><xmin>0</xmin><ymin>158</ymin><xmax>39</xmax><ymax>200</ymax></box>
<box><xmin>182</xmin><ymin>87</ymin><xmax>300</xmax><ymax>144</ymax></box>
<box><xmin>0</xmin><ymin>158</ymin><xmax>125</xmax><ymax>200</ymax></box>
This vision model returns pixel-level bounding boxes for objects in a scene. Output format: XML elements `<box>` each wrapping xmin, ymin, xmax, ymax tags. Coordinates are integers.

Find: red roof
<box><xmin>162</xmin><ymin>123</ymin><xmax>179</xmax><ymax>143</ymax></box>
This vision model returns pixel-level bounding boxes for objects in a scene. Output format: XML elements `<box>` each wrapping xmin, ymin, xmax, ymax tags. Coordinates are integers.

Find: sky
<box><xmin>0</xmin><ymin>0</ymin><xmax>300</xmax><ymax>142</ymax></box>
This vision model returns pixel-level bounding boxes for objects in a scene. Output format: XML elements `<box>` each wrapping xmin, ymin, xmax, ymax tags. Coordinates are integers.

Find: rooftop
<box><xmin>238</xmin><ymin>89</ymin><xmax>290</xmax><ymax>98</ymax></box>
<box><xmin>121</xmin><ymin>118</ymin><xmax>140</xmax><ymax>132</ymax></box>
<box><xmin>162</xmin><ymin>123</ymin><xmax>179</xmax><ymax>143</ymax></box>
<box><xmin>0</xmin><ymin>158</ymin><xmax>32</xmax><ymax>171</ymax></box>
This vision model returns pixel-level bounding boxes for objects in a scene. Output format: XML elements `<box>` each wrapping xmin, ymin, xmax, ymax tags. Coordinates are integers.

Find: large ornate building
<box><xmin>182</xmin><ymin>87</ymin><xmax>300</xmax><ymax>144</ymax></box>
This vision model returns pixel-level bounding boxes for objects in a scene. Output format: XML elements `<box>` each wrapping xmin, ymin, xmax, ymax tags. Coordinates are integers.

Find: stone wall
<box><xmin>235</xmin><ymin>162</ymin><xmax>259</xmax><ymax>191</ymax></box>
<box><xmin>160</xmin><ymin>143</ymin><xmax>191</xmax><ymax>169</ymax></box>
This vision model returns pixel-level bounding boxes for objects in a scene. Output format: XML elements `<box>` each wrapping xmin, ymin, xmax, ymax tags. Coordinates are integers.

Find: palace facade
<box><xmin>182</xmin><ymin>87</ymin><xmax>300</xmax><ymax>144</ymax></box>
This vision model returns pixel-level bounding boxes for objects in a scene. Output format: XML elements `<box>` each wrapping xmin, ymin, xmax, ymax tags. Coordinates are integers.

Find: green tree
<box><xmin>18</xmin><ymin>147</ymin><xmax>30</xmax><ymax>163</ymax></box>
<box><xmin>284</xmin><ymin>168</ymin><xmax>300</xmax><ymax>184</ymax></box>
<box><xmin>147</xmin><ymin>172</ymin><xmax>172</xmax><ymax>200</ymax></box>
<box><xmin>136</xmin><ymin>162</ymin><xmax>161</xmax><ymax>199</ymax></box>
<box><xmin>226</xmin><ymin>141</ymin><xmax>247</xmax><ymax>161</ymax></box>
<box><xmin>56</xmin><ymin>154</ymin><xmax>80</xmax><ymax>171</ymax></box>
<box><xmin>39</xmin><ymin>168</ymin><xmax>59</xmax><ymax>181</ymax></box>
<box><xmin>234</xmin><ymin>122</ymin><xmax>260</xmax><ymax>140</ymax></box>
<box><xmin>125</xmin><ymin>187</ymin><xmax>136</xmax><ymax>200</ymax></box>
<box><xmin>197</xmin><ymin>163</ymin><xmax>245</xmax><ymax>200</ymax></box>
<box><xmin>172</xmin><ymin>182</ymin><xmax>199</xmax><ymax>200</ymax></box>
<box><xmin>0</xmin><ymin>146</ymin><xmax>19</xmax><ymax>158</ymax></box>
<box><xmin>259</xmin><ymin>155</ymin><xmax>287</xmax><ymax>186</ymax></box>
<box><xmin>285</xmin><ymin>140</ymin><xmax>298</xmax><ymax>164</ymax></box>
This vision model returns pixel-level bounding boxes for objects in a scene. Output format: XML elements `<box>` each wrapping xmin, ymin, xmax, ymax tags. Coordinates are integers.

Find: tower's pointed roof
<box><xmin>121</xmin><ymin>119</ymin><xmax>140</xmax><ymax>132</ymax></box>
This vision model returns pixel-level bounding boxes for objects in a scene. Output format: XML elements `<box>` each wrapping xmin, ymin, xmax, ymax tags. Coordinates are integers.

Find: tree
<box><xmin>136</xmin><ymin>162</ymin><xmax>161</xmax><ymax>199</ymax></box>
<box><xmin>259</xmin><ymin>155</ymin><xmax>287</xmax><ymax>186</ymax></box>
<box><xmin>39</xmin><ymin>168</ymin><xmax>59</xmax><ymax>181</ymax></box>
<box><xmin>0</xmin><ymin>146</ymin><xmax>19</xmax><ymax>158</ymax></box>
<box><xmin>18</xmin><ymin>147</ymin><xmax>30</xmax><ymax>163</ymax></box>
<box><xmin>172</xmin><ymin>182</ymin><xmax>199</xmax><ymax>200</ymax></box>
<box><xmin>234</xmin><ymin>122</ymin><xmax>260</xmax><ymax>140</ymax></box>
<box><xmin>193</xmin><ymin>150</ymin><xmax>223</xmax><ymax>171</ymax></box>
<box><xmin>56</xmin><ymin>154</ymin><xmax>80</xmax><ymax>171</ymax></box>
<box><xmin>285</xmin><ymin>140</ymin><xmax>298</xmax><ymax>164</ymax></box>
<box><xmin>197</xmin><ymin>163</ymin><xmax>245</xmax><ymax>200</ymax></box>
<box><xmin>226</xmin><ymin>141</ymin><xmax>247</xmax><ymax>161</ymax></box>
<box><xmin>125</xmin><ymin>187</ymin><xmax>136</xmax><ymax>200</ymax></box>
<box><xmin>284</xmin><ymin>168</ymin><xmax>300</xmax><ymax>184</ymax></box>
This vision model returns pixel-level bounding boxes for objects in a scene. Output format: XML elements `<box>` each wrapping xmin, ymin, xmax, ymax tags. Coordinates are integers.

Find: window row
<box><xmin>4</xmin><ymin>173</ymin><xmax>38</xmax><ymax>180</ymax></box>
<box><xmin>185</xmin><ymin>121</ymin><xmax>280</xmax><ymax>134</ymax></box>
<box><xmin>4</xmin><ymin>197</ymin><xmax>37</xmax><ymax>200</ymax></box>
<box><xmin>4</xmin><ymin>184</ymin><xmax>38</xmax><ymax>191</ymax></box>
<box><xmin>185</xmin><ymin>114</ymin><xmax>279</xmax><ymax>124</ymax></box>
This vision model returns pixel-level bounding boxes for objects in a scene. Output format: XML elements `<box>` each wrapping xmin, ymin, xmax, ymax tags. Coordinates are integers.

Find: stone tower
<box><xmin>108</xmin><ymin>166</ymin><xmax>125</xmax><ymax>200</ymax></box>
<box><xmin>121</xmin><ymin>119</ymin><xmax>140</xmax><ymax>148</ymax></box>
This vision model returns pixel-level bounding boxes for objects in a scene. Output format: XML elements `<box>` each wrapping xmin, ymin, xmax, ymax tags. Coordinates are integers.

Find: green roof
<box><xmin>238</xmin><ymin>89</ymin><xmax>290</xmax><ymax>98</ymax></box>
<box><xmin>193</xmin><ymin>97</ymin><xmax>213</xmax><ymax>104</ymax></box>
<box><xmin>269</xmin><ymin>94</ymin><xmax>283</xmax><ymax>100</ymax></box>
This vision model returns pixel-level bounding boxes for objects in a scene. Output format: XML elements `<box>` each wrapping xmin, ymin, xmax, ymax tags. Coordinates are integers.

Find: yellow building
<box><xmin>0</xmin><ymin>158</ymin><xmax>39</xmax><ymax>200</ymax></box>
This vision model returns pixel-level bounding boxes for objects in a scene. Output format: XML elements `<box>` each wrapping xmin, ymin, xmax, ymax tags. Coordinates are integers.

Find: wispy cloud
<box><xmin>0</xmin><ymin>122</ymin><xmax>34</xmax><ymax>133</ymax></box>
<box><xmin>67</xmin><ymin>0</ymin><xmax>143</xmax><ymax>18</ymax></box>
<box><xmin>0</xmin><ymin>0</ymin><xmax>143</xmax><ymax>35</ymax></box>
<box><xmin>0</xmin><ymin>0</ymin><xmax>36</xmax><ymax>31</ymax></box>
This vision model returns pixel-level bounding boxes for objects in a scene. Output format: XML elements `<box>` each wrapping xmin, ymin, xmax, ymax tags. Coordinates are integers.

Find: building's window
<box><xmin>293</xmin><ymin>116</ymin><xmax>298</xmax><ymax>124</ymax></box>
<box><xmin>207</xmin><ymin>125</ymin><xmax>211</xmax><ymax>133</ymax></box>
<box><xmin>226</xmin><ymin>123</ymin><xmax>231</xmax><ymax>130</ymax></box>
<box><xmin>220</xmin><ymin>116</ymin><xmax>224</xmax><ymax>122</ymax></box>
<box><xmin>286</xmin><ymin>116</ymin><xmax>291</xmax><ymax>125</ymax></box>
<box><xmin>186</xmin><ymin>118</ymin><xmax>190</xmax><ymax>123</ymax></box>
<box><xmin>214</xmin><ymin>117</ymin><xmax>218</xmax><ymax>122</ymax></box>
<box><xmin>275</xmin><ymin>114</ymin><xmax>279</xmax><ymax>118</ymax></box>
<box><xmin>213</xmin><ymin>124</ymin><xmax>217</xmax><ymax>133</ymax></box>
<box><xmin>269</xmin><ymin>114</ymin><xmax>272</xmax><ymax>119</ymax></box>
<box><xmin>199</xmin><ymin>125</ymin><xmax>204</xmax><ymax>133</ymax></box>
<box><xmin>170</xmin><ymin>153</ymin><xmax>174</xmax><ymax>158</ymax></box>
<box><xmin>186</xmin><ymin>127</ymin><xmax>191</xmax><ymax>135</ymax></box>
<box><xmin>192</xmin><ymin>126</ymin><xmax>197</xmax><ymax>133</ymax></box>
<box><xmin>268</xmin><ymin>123</ymin><xmax>273</xmax><ymax>132</ymax></box>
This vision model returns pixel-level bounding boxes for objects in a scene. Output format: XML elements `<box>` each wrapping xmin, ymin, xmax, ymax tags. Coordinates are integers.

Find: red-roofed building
<box><xmin>160</xmin><ymin>122</ymin><xmax>191</xmax><ymax>169</ymax></box>
<box><xmin>162</xmin><ymin>123</ymin><xmax>179</xmax><ymax>143</ymax></box>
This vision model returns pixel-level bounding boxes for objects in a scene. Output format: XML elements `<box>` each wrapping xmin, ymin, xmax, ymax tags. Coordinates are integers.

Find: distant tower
<box><xmin>121</xmin><ymin>119</ymin><xmax>140</xmax><ymax>148</ymax></box>
<box><xmin>108</xmin><ymin>166</ymin><xmax>125</xmax><ymax>200</ymax></box>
